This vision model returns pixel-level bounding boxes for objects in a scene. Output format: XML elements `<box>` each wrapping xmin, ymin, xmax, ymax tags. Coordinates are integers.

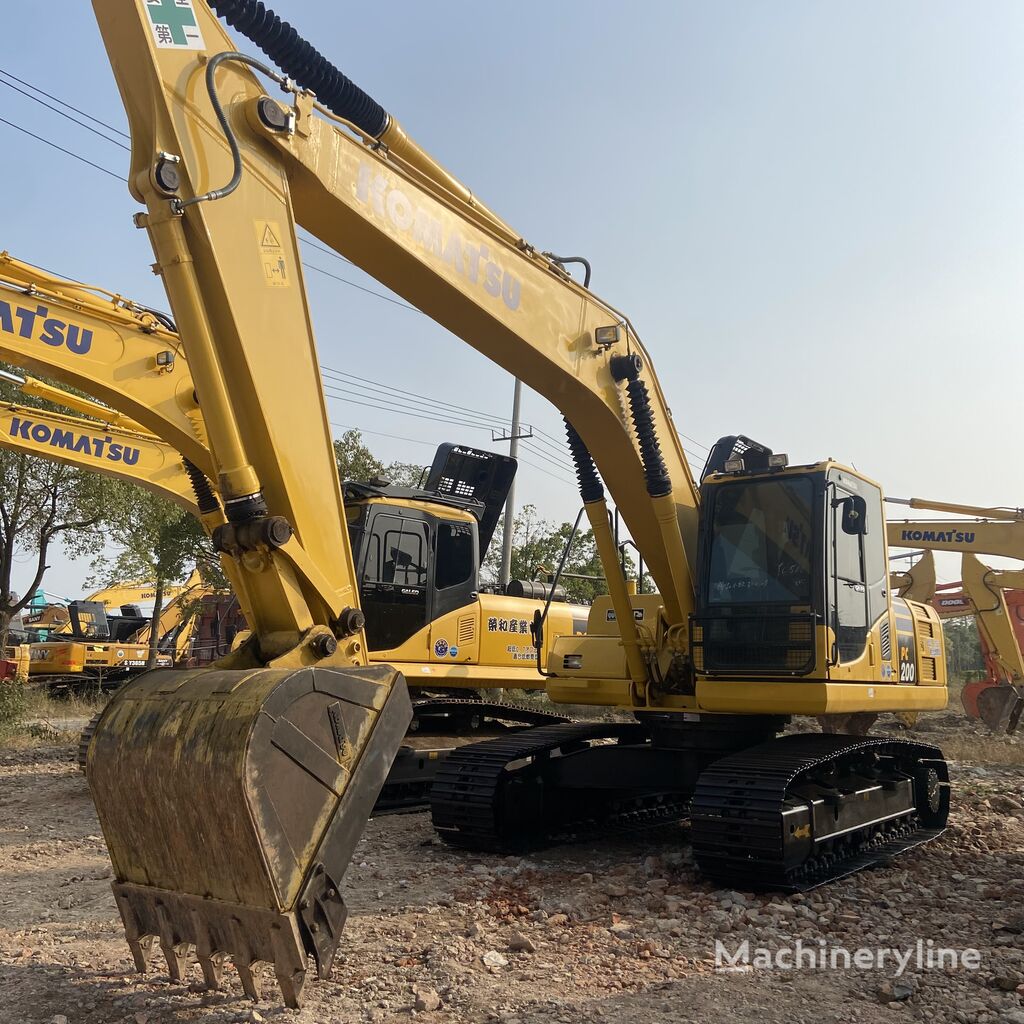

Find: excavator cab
<box><xmin>693</xmin><ymin>451</ymin><xmax>945</xmax><ymax>705</ymax></box>
<box><xmin>343</xmin><ymin>443</ymin><xmax>516</xmax><ymax>658</ymax></box>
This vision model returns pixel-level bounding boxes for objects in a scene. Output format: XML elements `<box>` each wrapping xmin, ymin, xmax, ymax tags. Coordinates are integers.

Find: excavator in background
<box><xmin>887</xmin><ymin>497</ymin><xmax>1024</xmax><ymax>731</ymax></box>
<box><xmin>0</xmin><ymin>258</ymin><xmax>585</xmax><ymax>695</ymax></box>
<box><xmin>27</xmin><ymin>569</ymin><xmax>212</xmax><ymax>688</ymax></box>
<box><xmin>0</xmin><ymin>0</ymin><xmax>952</xmax><ymax>1006</ymax></box>
<box><xmin>895</xmin><ymin>549</ymin><xmax>1024</xmax><ymax>733</ymax></box>
<box><xmin>0</xmin><ymin>369</ymin><xmax>203</xmax><ymax>513</ymax></box>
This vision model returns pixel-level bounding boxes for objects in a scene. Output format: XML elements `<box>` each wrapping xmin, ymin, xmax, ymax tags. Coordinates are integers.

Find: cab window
<box><xmin>364</xmin><ymin>516</ymin><xmax>428</xmax><ymax>586</ymax></box>
<box><xmin>436</xmin><ymin>521</ymin><xmax>475</xmax><ymax>589</ymax></box>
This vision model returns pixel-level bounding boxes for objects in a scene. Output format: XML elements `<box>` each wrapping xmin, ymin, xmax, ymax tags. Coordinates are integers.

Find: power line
<box><xmin>321</xmin><ymin>365</ymin><xmax>528</xmax><ymax>433</ymax></box>
<box><xmin>0</xmin><ymin>116</ymin><xmax>126</xmax><ymax>183</ymax></box>
<box><xmin>302</xmin><ymin>261</ymin><xmax>420</xmax><ymax>314</ymax></box>
<box><xmin>322</xmin><ymin>384</ymin><xmax>510</xmax><ymax>436</ymax></box>
<box><xmin>0</xmin><ymin>67</ymin><xmax>130</xmax><ymax>138</ymax></box>
<box><xmin>0</xmin><ymin>72</ymin><xmax>130</xmax><ymax>150</ymax></box>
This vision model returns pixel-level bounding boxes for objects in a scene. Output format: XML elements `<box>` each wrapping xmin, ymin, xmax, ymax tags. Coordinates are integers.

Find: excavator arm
<box><xmin>0</xmin><ymin>251</ymin><xmax>211</xmax><ymax>476</ymax></box>
<box><xmin>78</xmin><ymin>1</ymin><xmax>418</xmax><ymax>1003</ymax></box>
<box><xmin>0</xmin><ymin>395</ymin><xmax>199</xmax><ymax>514</ymax></box>
<box><xmin>889</xmin><ymin>505</ymin><xmax>1024</xmax><ymax>732</ymax></box>
<box><xmin>887</xmin><ymin>496</ymin><xmax>1024</xmax><ymax>560</ymax></box>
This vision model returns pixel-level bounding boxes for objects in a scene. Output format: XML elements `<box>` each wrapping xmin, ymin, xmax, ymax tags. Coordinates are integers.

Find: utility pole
<box><xmin>494</xmin><ymin>378</ymin><xmax>532</xmax><ymax>590</ymax></box>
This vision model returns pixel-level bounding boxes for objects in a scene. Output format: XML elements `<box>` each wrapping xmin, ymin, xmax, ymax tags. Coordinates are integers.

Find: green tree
<box><xmin>333</xmin><ymin>429</ymin><xmax>427</xmax><ymax>488</ymax></box>
<box><xmin>943</xmin><ymin>616</ymin><xmax>985</xmax><ymax>682</ymax></box>
<box><xmin>383</xmin><ymin>460</ymin><xmax>427</xmax><ymax>488</ymax></box>
<box><xmin>333</xmin><ymin>429</ymin><xmax>385</xmax><ymax>484</ymax></box>
<box><xmin>484</xmin><ymin>504</ymin><xmax>621</xmax><ymax>605</ymax></box>
<box><xmin>89</xmin><ymin>486</ymin><xmax>221</xmax><ymax>667</ymax></box>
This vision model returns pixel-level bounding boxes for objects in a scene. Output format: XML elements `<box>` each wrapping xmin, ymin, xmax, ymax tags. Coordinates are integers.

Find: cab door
<box><xmin>358</xmin><ymin>509</ymin><xmax>431</xmax><ymax>658</ymax></box>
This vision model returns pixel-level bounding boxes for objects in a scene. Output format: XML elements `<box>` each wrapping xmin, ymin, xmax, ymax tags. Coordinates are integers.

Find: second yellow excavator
<box><xmin>888</xmin><ymin>495</ymin><xmax>1024</xmax><ymax>731</ymax></box>
<box><xmin>27</xmin><ymin>570</ymin><xmax>212</xmax><ymax>687</ymax></box>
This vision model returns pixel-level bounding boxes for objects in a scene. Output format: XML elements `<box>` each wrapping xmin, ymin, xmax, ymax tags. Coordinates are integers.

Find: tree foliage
<box><xmin>483</xmin><ymin>504</ymin><xmax>620</xmax><ymax>605</ymax></box>
<box><xmin>89</xmin><ymin>485</ymin><xmax>222</xmax><ymax>666</ymax></box>
<box><xmin>333</xmin><ymin>429</ymin><xmax>426</xmax><ymax>488</ymax></box>
<box><xmin>943</xmin><ymin>615</ymin><xmax>985</xmax><ymax>682</ymax></box>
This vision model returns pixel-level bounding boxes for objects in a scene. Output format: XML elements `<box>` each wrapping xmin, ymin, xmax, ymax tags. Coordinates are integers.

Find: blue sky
<box><xmin>2</xmin><ymin>1</ymin><xmax>1022</xmax><ymax>598</ymax></box>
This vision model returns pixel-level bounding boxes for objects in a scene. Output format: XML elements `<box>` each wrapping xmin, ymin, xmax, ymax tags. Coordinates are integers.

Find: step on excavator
<box><xmin>4</xmin><ymin>0</ymin><xmax>953</xmax><ymax>1006</ymax></box>
<box><xmin>888</xmin><ymin>496</ymin><xmax>1024</xmax><ymax>732</ymax></box>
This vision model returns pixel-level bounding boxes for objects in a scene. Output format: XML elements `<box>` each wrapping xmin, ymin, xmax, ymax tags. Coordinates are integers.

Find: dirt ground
<box><xmin>3</xmin><ymin>711</ymin><xmax>1024</xmax><ymax>1024</ymax></box>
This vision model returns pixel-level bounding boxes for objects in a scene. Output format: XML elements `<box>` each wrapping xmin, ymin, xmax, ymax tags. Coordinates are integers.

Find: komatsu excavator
<box><xmin>27</xmin><ymin>570</ymin><xmax>213</xmax><ymax>687</ymax></box>
<box><xmin>930</xmin><ymin>561</ymin><xmax>1024</xmax><ymax>730</ymax></box>
<box><xmin>3</xmin><ymin>0</ymin><xmax>951</xmax><ymax>1006</ymax></box>
<box><xmin>888</xmin><ymin>496</ymin><xmax>1024</xmax><ymax>731</ymax></box>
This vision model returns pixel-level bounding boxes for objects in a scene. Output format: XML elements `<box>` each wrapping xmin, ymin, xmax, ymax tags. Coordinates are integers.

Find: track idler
<box><xmin>84</xmin><ymin>663</ymin><xmax>411</xmax><ymax>1007</ymax></box>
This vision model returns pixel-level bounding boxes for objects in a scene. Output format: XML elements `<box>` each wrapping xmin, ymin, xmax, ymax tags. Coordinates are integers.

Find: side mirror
<box><xmin>840</xmin><ymin>495</ymin><xmax>868</xmax><ymax>536</ymax></box>
<box><xmin>531</xmin><ymin>608</ymin><xmax>544</xmax><ymax>651</ymax></box>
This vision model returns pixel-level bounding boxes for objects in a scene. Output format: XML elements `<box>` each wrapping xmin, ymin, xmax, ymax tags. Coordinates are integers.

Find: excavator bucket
<box><xmin>85</xmin><ymin>664</ymin><xmax>411</xmax><ymax>1007</ymax></box>
<box><xmin>975</xmin><ymin>682</ymin><xmax>1024</xmax><ymax>735</ymax></box>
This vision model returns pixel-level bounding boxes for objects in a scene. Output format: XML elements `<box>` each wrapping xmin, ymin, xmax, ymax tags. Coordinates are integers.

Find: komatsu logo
<box><xmin>0</xmin><ymin>300</ymin><xmax>93</xmax><ymax>355</ymax></box>
<box><xmin>900</xmin><ymin>529</ymin><xmax>976</xmax><ymax>544</ymax></box>
<box><xmin>355</xmin><ymin>163</ymin><xmax>522</xmax><ymax>312</ymax></box>
<box><xmin>10</xmin><ymin>417</ymin><xmax>140</xmax><ymax>465</ymax></box>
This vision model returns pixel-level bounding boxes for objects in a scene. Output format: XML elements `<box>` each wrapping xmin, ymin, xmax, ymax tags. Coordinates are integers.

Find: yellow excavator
<box><xmin>888</xmin><ymin>496</ymin><xmax>1024</xmax><ymax>730</ymax></box>
<box><xmin>2</xmin><ymin>0</ymin><xmax>952</xmax><ymax>1006</ymax></box>
<box><xmin>27</xmin><ymin>569</ymin><xmax>212</xmax><ymax>687</ymax></box>
<box><xmin>928</xmin><ymin>553</ymin><xmax>1024</xmax><ymax>732</ymax></box>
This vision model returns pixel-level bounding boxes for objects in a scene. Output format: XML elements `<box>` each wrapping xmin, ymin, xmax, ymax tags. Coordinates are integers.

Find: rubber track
<box><xmin>371</xmin><ymin>703</ymin><xmax>569</xmax><ymax>814</ymax></box>
<box><xmin>690</xmin><ymin>732</ymin><xmax>948</xmax><ymax>891</ymax></box>
<box><xmin>429</xmin><ymin>721</ymin><xmax>686</xmax><ymax>852</ymax></box>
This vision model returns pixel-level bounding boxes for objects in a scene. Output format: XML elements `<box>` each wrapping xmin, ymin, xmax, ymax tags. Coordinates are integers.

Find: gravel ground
<box><xmin>2</xmin><ymin>713</ymin><xmax>1024</xmax><ymax>1024</ymax></box>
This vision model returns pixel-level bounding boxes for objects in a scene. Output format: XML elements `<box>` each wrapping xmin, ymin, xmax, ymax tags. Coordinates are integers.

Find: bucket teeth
<box><xmin>271</xmin><ymin>923</ymin><xmax>307</xmax><ymax>1007</ymax></box>
<box><xmin>90</xmin><ymin>666</ymin><xmax>412</xmax><ymax>1010</ymax></box>
<box><xmin>112</xmin><ymin>882</ymin><xmax>311</xmax><ymax>1008</ymax></box>
<box><xmin>198</xmin><ymin>951</ymin><xmax>228</xmax><ymax>990</ymax></box>
<box><xmin>129</xmin><ymin>934</ymin><xmax>157</xmax><ymax>974</ymax></box>
<box><xmin>191</xmin><ymin>908</ymin><xmax>228</xmax><ymax>990</ymax></box>
<box><xmin>156</xmin><ymin>902</ymin><xmax>193</xmax><ymax>982</ymax></box>
<box><xmin>235</xmin><ymin>959</ymin><xmax>266</xmax><ymax>1002</ymax></box>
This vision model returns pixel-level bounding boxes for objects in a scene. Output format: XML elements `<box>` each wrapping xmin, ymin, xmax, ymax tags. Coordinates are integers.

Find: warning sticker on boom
<box><xmin>145</xmin><ymin>0</ymin><xmax>205</xmax><ymax>50</ymax></box>
<box><xmin>255</xmin><ymin>221</ymin><xmax>290</xmax><ymax>288</ymax></box>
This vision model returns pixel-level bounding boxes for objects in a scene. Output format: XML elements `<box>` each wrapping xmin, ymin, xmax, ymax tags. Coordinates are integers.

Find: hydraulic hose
<box><xmin>609</xmin><ymin>355</ymin><xmax>691</xmax><ymax>626</ymax></box>
<box><xmin>563</xmin><ymin>418</ymin><xmax>649</xmax><ymax>689</ymax></box>
<box><xmin>564</xmin><ymin>419</ymin><xmax>604</xmax><ymax>504</ymax></box>
<box><xmin>183</xmin><ymin>458</ymin><xmax>220</xmax><ymax>516</ymax></box>
<box><xmin>208</xmin><ymin>0</ymin><xmax>390</xmax><ymax>136</ymax></box>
